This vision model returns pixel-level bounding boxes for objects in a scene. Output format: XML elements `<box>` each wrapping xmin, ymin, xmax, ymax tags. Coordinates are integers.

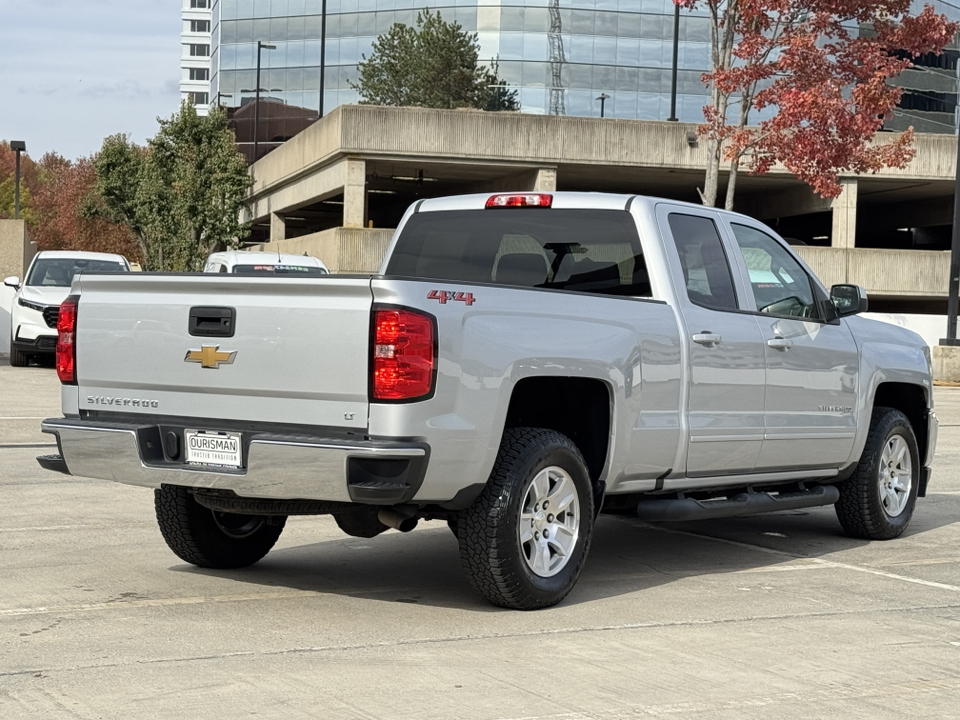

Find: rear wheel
<box><xmin>457</xmin><ymin>428</ymin><xmax>594</xmax><ymax>610</ymax></box>
<box><xmin>154</xmin><ymin>484</ymin><xmax>286</xmax><ymax>568</ymax></box>
<box><xmin>835</xmin><ymin>407</ymin><xmax>919</xmax><ymax>540</ymax></box>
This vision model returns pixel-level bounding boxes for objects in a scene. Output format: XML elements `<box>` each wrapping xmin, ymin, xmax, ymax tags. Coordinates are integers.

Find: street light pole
<box><xmin>319</xmin><ymin>0</ymin><xmax>327</xmax><ymax>118</ymax></box>
<box><xmin>668</xmin><ymin>2</ymin><xmax>680</xmax><ymax>121</ymax></box>
<box><xmin>597</xmin><ymin>93</ymin><xmax>610</xmax><ymax>118</ymax></box>
<box><xmin>943</xmin><ymin>127</ymin><xmax>960</xmax><ymax>343</ymax></box>
<box><xmin>254</xmin><ymin>41</ymin><xmax>276</xmax><ymax>162</ymax></box>
<box><xmin>10</xmin><ymin>141</ymin><xmax>25</xmax><ymax>219</ymax></box>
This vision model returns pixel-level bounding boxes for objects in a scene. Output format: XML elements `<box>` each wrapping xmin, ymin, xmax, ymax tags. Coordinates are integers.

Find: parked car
<box><xmin>4</xmin><ymin>251</ymin><xmax>130</xmax><ymax>367</ymax></box>
<box><xmin>38</xmin><ymin>193</ymin><xmax>935</xmax><ymax>609</ymax></box>
<box><xmin>203</xmin><ymin>251</ymin><xmax>328</xmax><ymax>275</ymax></box>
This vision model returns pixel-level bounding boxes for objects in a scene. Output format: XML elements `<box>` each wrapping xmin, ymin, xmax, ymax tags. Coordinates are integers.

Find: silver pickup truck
<box><xmin>39</xmin><ymin>192</ymin><xmax>937</xmax><ymax>609</ymax></box>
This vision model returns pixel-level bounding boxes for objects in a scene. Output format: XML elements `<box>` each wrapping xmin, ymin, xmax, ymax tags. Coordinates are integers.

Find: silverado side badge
<box><xmin>185</xmin><ymin>345</ymin><xmax>237</xmax><ymax>369</ymax></box>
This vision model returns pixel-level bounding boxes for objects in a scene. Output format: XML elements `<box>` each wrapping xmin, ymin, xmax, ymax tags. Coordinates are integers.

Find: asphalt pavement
<box><xmin>1</xmin><ymin>356</ymin><xmax>958</xmax><ymax>719</ymax></box>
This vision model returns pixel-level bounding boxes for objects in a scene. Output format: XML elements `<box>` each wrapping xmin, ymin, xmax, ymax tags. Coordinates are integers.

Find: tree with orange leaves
<box><xmin>1</xmin><ymin>143</ymin><xmax>141</xmax><ymax>262</ymax></box>
<box><xmin>680</xmin><ymin>0</ymin><xmax>957</xmax><ymax>209</ymax></box>
<box><xmin>29</xmin><ymin>153</ymin><xmax>142</xmax><ymax>262</ymax></box>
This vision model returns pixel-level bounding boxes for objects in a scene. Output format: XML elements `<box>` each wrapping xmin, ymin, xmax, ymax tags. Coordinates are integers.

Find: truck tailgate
<box><xmin>72</xmin><ymin>274</ymin><xmax>373</xmax><ymax>429</ymax></box>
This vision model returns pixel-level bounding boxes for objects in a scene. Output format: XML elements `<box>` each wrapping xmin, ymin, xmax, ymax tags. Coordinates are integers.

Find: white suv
<box><xmin>4</xmin><ymin>251</ymin><xmax>130</xmax><ymax>366</ymax></box>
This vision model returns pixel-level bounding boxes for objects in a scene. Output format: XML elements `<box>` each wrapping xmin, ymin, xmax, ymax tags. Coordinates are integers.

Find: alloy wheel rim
<box><xmin>878</xmin><ymin>434</ymin><xmax>912</xmax><ymax>518</ymax></box>
<box><xmin>518</xmin><ymin>466</ymin><xmax>580</xmax><ymax>578</ymax></box>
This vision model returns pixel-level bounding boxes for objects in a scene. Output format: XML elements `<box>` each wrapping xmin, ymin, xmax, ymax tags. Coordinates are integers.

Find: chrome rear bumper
<box><xmin>41</xmin><ymin>418</ymin><xmax>427</xmax><ymax>503</ymax></box>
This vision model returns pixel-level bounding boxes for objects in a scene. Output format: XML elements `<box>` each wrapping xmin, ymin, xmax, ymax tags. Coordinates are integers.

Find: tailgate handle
<box><xmin>189</xmin><ymin>306</ymin><xmax>235</xmax><ymax>338</ymax></box>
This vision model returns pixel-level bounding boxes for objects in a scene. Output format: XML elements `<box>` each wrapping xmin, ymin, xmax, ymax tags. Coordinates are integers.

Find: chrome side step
<box><xmin>635</xmin><ymin>484</ymin><xmax>840</xmax><ymax>522</ymax></box>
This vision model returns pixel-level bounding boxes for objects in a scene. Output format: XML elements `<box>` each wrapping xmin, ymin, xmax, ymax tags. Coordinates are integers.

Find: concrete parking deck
<box><xmin>1</xmin><ymin>358</ymin><xmax>958</xmax><ymax>719</ymax></box>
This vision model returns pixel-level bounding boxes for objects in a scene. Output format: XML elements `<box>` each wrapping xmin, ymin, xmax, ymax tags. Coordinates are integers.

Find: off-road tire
<box><xmin>835</xmin><ymin>407</ymin><xmax>919</xmax><ymax>540</ymax></box>
<box><xmin>154</xmin><ymin>484</ymin><xmax>286</xmax><ymax>568</ymax></box>
<box><xmin>457</xmin><ymin>427</ymin><xmax>594</xmax><ymax>610</ymax></box>
<box><xmin>9</xmin><ymin>343</ymin><xmax>27</xmax><ymax>367</ymax></box>
<box><xmin>334</xmin><ymin>506</ymin><xmax>389</xmax><ymax>538</ymax></box>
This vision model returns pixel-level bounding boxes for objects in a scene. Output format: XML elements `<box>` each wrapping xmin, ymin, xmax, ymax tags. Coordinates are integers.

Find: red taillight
<box><xmin>372</xmin><ymin>307</ymin><xmax>435</xmax><ymax>401</ymax></box>
<box><xmin>485</xmin><ymin>193</ymin><xmax>553</xmax><ymax>208</ymax></box>
<box><xmin>56</xmin><ymin>297</ymin><xmax>78</xmax><ymax>384</ymax></box>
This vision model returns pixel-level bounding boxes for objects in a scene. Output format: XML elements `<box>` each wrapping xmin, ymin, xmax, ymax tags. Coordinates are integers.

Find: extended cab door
<box><xmin>657</xmin><ymin>205</ymin><xmax>766</xmax><ymax>477</ymax></box>
<box><xmin>722</xmin><ymin>219</ymin><xmax>858</xmax><ymax>471</ymax></box>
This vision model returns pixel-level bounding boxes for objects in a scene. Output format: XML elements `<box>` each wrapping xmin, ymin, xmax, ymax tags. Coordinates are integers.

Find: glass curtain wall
<box><xmin>209</xmin><ymin>0</ymin><xmax>960</xmax><ymax>153</ymax></box>
<box><xmin>886</xmin><ymin>0</ymin><xmax>960</xmax><ymax>134</ymax></box>
<box><xmin>210</xmin><ymin>0</ymin><xmax>713</xmax><ymax>130</ymax></box>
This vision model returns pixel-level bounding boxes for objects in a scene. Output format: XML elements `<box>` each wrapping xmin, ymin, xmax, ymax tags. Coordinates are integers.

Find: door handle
<box><xmin>767</xmin><ymin>336</ymin><xmax>793</xmax><ymax>350</ymax></box>
<box><xmin>692</xmin><ymin>333</ymin><xmax>722</xmax><ymax>347</ymax></box>
<box><xmin>189</xmin><ymin>306</ymin><xmax>236</xmax><ymax>338</ymax></box>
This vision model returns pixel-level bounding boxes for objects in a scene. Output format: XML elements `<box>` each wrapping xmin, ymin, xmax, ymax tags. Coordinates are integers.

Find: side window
<box><xmin>218</xmin><ymin>264</ymin><xmax>228</xmax><ymax>274</ymax></box>
<box><xmin>730</xmin><ymin>223</ymin><xmax>820</xmax><ymax>320</ymax></box>
<box><xmin>667</xmin><ymin>213</ymin><xmax>738</xmax><ymax>311</ymax></box>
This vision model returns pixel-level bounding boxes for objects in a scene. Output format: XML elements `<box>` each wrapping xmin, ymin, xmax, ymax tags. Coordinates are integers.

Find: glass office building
<box><xmin>211</xmin><ymin>1</ymin><xmax>713</xmax><ymax>124</ymax></box>
<box><xmin>208</xmin><ymin>0</ymin><xmax>959</xmax><ymax>159</ymax></box>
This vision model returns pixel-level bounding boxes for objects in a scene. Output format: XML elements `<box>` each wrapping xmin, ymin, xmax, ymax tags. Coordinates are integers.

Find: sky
<box><xmin>0</xmin><ymin>0</ymin><xmax>183</xmax><ymax>162</ymax></box>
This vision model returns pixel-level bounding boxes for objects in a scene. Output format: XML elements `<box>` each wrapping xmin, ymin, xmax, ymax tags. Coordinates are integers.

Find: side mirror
<box><xmin>830</xmin><ymin>284</ymin><xmax>868</xmax><ymax>318</ymax></box>
<box><xmin>3</xmin><ymin>276</ymin><xmax>21</xmax><ymax>290</ymax></box>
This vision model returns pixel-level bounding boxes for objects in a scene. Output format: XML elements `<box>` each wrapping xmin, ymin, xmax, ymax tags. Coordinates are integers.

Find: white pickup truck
<box><xmin>39</xmin><ymin>192</ymin><xmax>937</xmax><ymax>609</ymax></box>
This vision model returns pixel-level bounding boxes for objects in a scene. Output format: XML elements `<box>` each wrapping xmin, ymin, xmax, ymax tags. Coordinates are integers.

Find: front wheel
<box><xmin>154</xmin><ymin>484</ymin><xmax>286</xmax><ymax>568</ymax></box>
<box><xmin>835</xmin><ymin>407</ymin><xmax>919</xmax><ymax>540</ymax></box>
<box><xmin>457</xmin><ymin>428</ymin><xmax>595</xmax><ymax>610</ymax></box>
<box><xmin>9</xmin><ymin>338</ymin><xmax>27</xmax><ymax>367</ymax></box>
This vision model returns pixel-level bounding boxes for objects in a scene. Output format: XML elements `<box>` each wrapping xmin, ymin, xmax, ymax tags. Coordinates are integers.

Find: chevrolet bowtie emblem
<box><xmin>185</xmin><ymin>345</ymin><xmax>237</xmax><ymax>369</ymax></box>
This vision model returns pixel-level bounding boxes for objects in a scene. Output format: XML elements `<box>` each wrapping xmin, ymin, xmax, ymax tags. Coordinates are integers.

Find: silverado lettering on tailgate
<box><xmin>87</xmin><ymin>396</ymin><xmax>160</xmax><ymax>408</ymax></box>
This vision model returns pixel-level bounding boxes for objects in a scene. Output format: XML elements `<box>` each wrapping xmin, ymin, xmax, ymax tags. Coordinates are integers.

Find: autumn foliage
<box><xmin>681</xmin><ymin>0</ymin><xmax>958</xmax><ymax>208</ymax></box>
<box><xmin>0</xmin><ymin>143</ymin><xmax>141</xmax><ymax>263</ymax></box>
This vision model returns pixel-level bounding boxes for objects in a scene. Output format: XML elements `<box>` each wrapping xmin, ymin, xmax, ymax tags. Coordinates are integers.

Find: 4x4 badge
<box><xmin>185</xmin><ymin>345</ymin><xmax>237</xmax><ymax>369</ymax></box>
<box><xmin>428</xmin><ymin>290</ymin><xmax>476</xmax><ymax>305</ymax></box>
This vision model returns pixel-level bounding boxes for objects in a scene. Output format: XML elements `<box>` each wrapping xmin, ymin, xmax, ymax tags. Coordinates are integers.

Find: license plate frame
<box><xmin>184</xmin><ymin>429</ymin><xmax>243</xmax><ymax>469</ymax></box>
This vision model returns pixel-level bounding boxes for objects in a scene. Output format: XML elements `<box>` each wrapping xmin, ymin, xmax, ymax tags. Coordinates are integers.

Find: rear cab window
<box><xmin>666</xmin><ymin>213</ymin><xmax>739</xmax><ymax>311</ymax></box>
<box><xmin>385</xmin><ymin>208</ymin><xmax>651</xmax><ymax>297</ymax></box>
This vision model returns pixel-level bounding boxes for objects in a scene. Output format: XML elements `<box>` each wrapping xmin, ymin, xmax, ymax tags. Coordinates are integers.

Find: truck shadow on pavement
<box><xmin>172</xmin><ymin>497</ymin><xmax>958</xmax><ymax>611</ymax></box>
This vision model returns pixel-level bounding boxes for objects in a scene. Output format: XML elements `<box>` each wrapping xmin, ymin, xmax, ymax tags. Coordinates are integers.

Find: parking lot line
<box><xmin>636</xmin><ymin>522</ymin><xmax>960</xmax><ymax>593</ymax></box>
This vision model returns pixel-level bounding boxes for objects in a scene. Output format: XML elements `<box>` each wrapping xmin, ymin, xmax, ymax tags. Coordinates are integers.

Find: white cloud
<box><xmin>0</xmin><ymin>0</ymin><xmax>183</xmax><ymax>160</ymax></box>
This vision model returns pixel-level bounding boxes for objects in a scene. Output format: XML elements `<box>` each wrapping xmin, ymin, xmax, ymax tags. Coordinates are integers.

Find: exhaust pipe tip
<box><xmin>378</xmin><ymin>506</ymin><xmax>419</xmax><ymax>533</ymax></box>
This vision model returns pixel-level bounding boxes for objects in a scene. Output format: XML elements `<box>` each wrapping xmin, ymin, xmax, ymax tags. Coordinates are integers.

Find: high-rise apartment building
<box><xmin>181</xmin><ymin>0</ymin><xmax>214</xmax><ymax>114</ymax></box>
<box><xmin>196</xmin><ymin>1</ymin><xmax>959</xmax><ymax>161</ymax></box>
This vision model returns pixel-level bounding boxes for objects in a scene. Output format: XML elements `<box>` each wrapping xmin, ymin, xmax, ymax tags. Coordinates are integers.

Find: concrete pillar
<box><xmin>343</xmin><ymin>158</ymin><xmax>367</xmax><ymax>229</ymax></box>
<box><xmin>0</xmin><ymin>219</ymin><xmax>34</xmax><ymax>355</ymax></box>
<box><xmin>831</xmin><ymin>179</ymin><xmax>858</xmax><ymax>249</ymax></box>
<box><xmin>462</xmin><ymin>166</ymin><xmax>558</xmax><ymax>194</ymax></box>
<box><xmin>532</xmin><ymin>167</ymin><xmax>557</xmax><ymax>191</ymax></box>
<box><xmin>933</xmin><ymin>345</ymin><xmax>960</xmax><ymax>383</ymax></box>
<box><xmin>270</xmin><ymin>212</ymin><xmax>286</xmax><ymax>243</ymax></box>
